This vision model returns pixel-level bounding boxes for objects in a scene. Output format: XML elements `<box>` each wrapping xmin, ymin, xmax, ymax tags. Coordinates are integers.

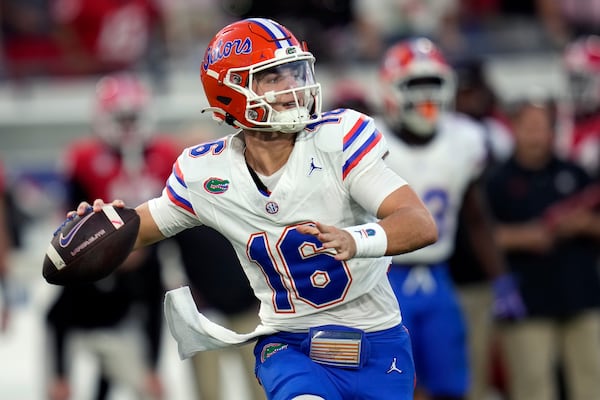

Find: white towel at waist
<box><xmin>164</xmin><ymin>286</ymin><xmax>278</xmax><ymax>359</ymax></box>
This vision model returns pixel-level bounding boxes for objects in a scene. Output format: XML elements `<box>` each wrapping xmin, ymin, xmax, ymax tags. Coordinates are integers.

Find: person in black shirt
<box><xmin>486</xmin><ymin>95</ymin><xmax>600</xmax><ymax>400</ymax></box>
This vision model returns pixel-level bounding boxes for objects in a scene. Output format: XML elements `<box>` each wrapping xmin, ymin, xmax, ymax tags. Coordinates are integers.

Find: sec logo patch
<box><xmin>265</xmin><ymin>201</ymin><xmax>279</xmax><ymax>214</ymax></box>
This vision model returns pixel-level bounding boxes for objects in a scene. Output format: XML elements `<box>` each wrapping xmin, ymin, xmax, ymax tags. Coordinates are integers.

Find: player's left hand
<box><xmin>297</xmin><ymin>222</ymin><xmax>357</xmax><ymax>261</ymax></box>
<box><xmin>492</xmin><ymin>274</ymin><xmax>527</xmax><ymax>321</ymax></box>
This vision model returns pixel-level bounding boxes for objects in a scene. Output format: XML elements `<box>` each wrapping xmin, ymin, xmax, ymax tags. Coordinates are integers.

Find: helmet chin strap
<box><xmin>271</xmin><ymin>107</ymin><xmax>311</xmax><ymax>133</ymax></box>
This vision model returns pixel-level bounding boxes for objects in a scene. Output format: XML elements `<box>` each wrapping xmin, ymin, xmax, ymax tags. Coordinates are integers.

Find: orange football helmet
<box><xmin>379</xmin><ymin>37</ymin><xmax>455</xmax><ymax>136</ymax></box>
<box><xmin>200</xmin><ymin>18</ymin><xmax>321</xmax><ymax>133</ymax></box>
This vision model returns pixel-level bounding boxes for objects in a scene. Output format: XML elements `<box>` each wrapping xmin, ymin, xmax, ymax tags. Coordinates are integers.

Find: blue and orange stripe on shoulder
<box><xmin>166</xmin><ymin>184</ymin><xmax>194</xmax><ymax>215</ymax></box>
<box><xmin>172</xmin><ymin>160</ymin><xmax>187</xmax><ymax>188</ymax></box>
<box><xmin>342</xmin><ymin>128</ymin><xmax>383</xmax><ymax>180</ymax></box>
<box><xmin>343</xmin><ymin>116</ymin><xmax>370</xmax><ymax>151</ymax></box>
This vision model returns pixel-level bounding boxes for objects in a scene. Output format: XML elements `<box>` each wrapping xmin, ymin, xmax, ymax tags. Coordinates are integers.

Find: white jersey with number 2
<box><xmin>149</xmin><ymin>109</ymin><xmax>408</xmax><ymax>333</ymax></box>
<box><xmin>380</xmin><ymin>113</ymin><xmax>487</xmax><ymax>265</ymax></box>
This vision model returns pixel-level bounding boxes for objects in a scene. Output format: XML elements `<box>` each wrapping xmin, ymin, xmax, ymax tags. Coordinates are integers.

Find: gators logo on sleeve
<box><xmin>203</xmin><ymin>177</ymin><xmax>230</xmax><ymax>194</ymax></box>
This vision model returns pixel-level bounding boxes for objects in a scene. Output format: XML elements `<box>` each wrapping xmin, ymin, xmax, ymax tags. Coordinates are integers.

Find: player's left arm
<box><xmin>300</xmin><ymin>110</ymin><xmax>436</xmax><ymax>259</ymax></box>
<box><xmin>375</xmin><ymin>184</ymin><xmax>438</xmax><ymax>255</ymax></box>
<box><xmin>298</xmin><ymin>183</ymin><xmax>436</xmax><ymax>261</ymax></box>
<box><xmin>298</xmin><ymin>159</ymin><xmax>437</xmax><ymax>260</ymax></box>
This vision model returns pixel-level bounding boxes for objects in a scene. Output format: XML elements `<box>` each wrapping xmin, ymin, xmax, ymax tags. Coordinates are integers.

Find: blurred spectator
<box><xmin>154</xmin><ymin>0</ymin><xmax>230</xmax><ymax>61</ymax></box>
<box><xmin>223</xmin><ymin>0</ymin><xmax>355</xmax><ymax>64</ymax></box>
<box><xmin>486</xmin><ymin>96</ymin><xmax>600</xmax><ymax>400</ymax></box>
<box><xmin>455</xmin><ymin>0</ymin><xmax>562</xmax><ymax>59</ymax></box>
<box><xmin>45</xmin><ymin>73</ymin><xmax>178</xmax><ymax>400</ymax></box>
<box><xmin>352</xmin><ymin>0</ymin><xmax>462</xmax><ymax>61</ymax></box>
<box><xmin>453</xmin><ymin>58</ymin><xmax>513</xmax><ymax>162</ymax></box>
<box><xmin>448</xmin><ymin>58</ymin><xmax>514</xmax><ymax>400</ymax></box>
<box><xmin>0</xmin><ymin>0</ymin><xmax>62</xmax><ymax>80</ymax></box>
<box><xmin>556</xmin><ymin>34</ymin><xmax>600</xmax><ymax>178</ymax></box>
<box><xmin>1</xmin><ymin>0</ymin><xmax>168</xmax><ymax>87</ymax></box>
<box><xmin>50</xmin><ymin>0</ymin><xmax>168</xmax><ymax>84</ymax></box>
<box><xmin>536</xmin><ymin>0</ymin><xmax>600</xmax><ymax>48</ymax></box>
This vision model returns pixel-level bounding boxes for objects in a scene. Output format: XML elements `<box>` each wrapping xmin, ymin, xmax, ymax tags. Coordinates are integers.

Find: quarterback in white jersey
<box><xmin>74</xmin><ymin>18</ymin><xmax>437</xmax><ymax>400</ymax></box>
<box><xmin>153</xmin><ymin>108</ymin><xmax>407</xmax><ymax>333</ymax></box>
<box><xmin>378</xmin><ymin>38</ymin><xmax>524</xmax><ymax>400</ymax></box>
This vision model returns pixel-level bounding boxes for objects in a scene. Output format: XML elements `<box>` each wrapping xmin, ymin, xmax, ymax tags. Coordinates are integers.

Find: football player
<box><xmin>74</xmin><ymin>17</ymin><xmax>438</xmax><ymax>400</ymax></box>
<box><xmin>377</xmin><ymin>38</ymin><xmax>526</xmax><ymax>400</ymax></box>
<box><xmin>47</xmin><ymin>73</ymin><xmax>175</xmax><ymax>400</ymax></box>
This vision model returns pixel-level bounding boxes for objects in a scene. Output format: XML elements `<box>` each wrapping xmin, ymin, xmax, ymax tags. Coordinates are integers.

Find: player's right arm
<box><xmin>74</xmin><ymin>199</ymin><xmax>166</xmax><ymax>250</ymax></box>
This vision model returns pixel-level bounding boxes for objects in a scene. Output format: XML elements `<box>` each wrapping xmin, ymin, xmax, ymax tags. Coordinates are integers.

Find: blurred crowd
<box><xmin>0</xmin><ymin>1</ymin><xmax>599</xmax><ymax>400</ymax></box>
<box><xmin>2</xmin><ymin>0</ymin><xmax>600</xmax><ymax>82</ymax></box>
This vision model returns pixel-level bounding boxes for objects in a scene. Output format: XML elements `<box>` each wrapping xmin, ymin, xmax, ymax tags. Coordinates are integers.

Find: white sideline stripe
<box><xmin>102</xmin><ymin>206</ymin><xmax>125</xmax><ymax>229</ymax></box>
<box><xmin>46</xmin><ymin>244</ymin><xmax>66</xmax><ymax>270</ymax></box>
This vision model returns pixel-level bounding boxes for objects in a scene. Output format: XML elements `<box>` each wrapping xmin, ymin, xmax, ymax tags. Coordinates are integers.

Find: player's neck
<box><xmin>243</xmin><ymin>131</ymin><xmax>296</xmax><ymax>176</ymax></box>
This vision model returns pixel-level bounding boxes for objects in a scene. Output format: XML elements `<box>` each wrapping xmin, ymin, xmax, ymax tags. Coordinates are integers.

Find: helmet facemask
<box><xmin>224</xmin><ymin>48</ymin><xmax>321</xmax><ymax>133</ymax></box>
<box><xmin>387</xmin><ymin>74</ymin><xmax>455</xmax><ymax>137</ymax></box>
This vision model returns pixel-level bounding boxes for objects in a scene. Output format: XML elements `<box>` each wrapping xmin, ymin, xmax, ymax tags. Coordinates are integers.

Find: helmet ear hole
<box><xmin>217</xmin><ymin>96</ymin><xmax>232</xmax><ymax>105</ymax></box>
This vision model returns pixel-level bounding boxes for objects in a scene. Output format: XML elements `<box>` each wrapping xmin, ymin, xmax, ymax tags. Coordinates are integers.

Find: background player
<box><xmin>377</xmin><ymin>37</ymin><xmax>525</xmax><ymax>400</ymax></box>
<box><xmin>73</xmin><ymin>17</ymin><xmax>438</xmax><ymax>400</ymax></box>
<box><xmin>46</xmin><ymin>72</ymin><xmax>177</xmax><ymax>400</ymax></box>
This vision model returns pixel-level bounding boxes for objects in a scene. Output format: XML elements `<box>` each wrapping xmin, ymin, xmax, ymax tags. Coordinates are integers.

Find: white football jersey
<box><xmin>149</xmin><ymin>109</ymin><xmax>407</xmax><ymax>332</ymax></box>
<box><xmin>380</xmin><ymin>113</ymin><xmax>486</xmax><ymax>264</ymax></box>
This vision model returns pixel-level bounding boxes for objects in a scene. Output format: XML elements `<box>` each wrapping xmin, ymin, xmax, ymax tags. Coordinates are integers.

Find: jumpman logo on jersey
<box><xmin>386</xmin><ymin>358</ymin><xmax>403</xmax><ymax>374</ymax></box>
<box><xmin>308</xmin><ymin>157</ymin><xmax>323</xmax><ymax>176</ymax></box>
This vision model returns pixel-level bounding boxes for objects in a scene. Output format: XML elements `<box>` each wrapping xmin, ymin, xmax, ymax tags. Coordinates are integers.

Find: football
<box><xmin>42</xmin><ymin>205</ymin><xmax>140</xmax><ymax>285</ymax></box>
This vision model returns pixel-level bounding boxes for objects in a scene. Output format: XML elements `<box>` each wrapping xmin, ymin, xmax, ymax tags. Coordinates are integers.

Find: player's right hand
<box><xmin>69</xmin><ymin>199</ymin><xmax>126</xmax><ymax>218</ymax></box>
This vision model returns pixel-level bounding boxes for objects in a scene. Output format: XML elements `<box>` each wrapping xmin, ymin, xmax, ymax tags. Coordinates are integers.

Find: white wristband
<box><xmin>343</xmin><ymin>222</ymin><xmax>388</xmax><ymax>258</ymax></box>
